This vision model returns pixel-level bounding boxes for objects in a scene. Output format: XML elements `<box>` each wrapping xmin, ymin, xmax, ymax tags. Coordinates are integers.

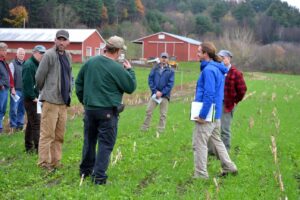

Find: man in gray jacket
<box><xmin>35</xmin><ymin>30</ymin><xmax>72</xmax><ymax>171</ymax></box>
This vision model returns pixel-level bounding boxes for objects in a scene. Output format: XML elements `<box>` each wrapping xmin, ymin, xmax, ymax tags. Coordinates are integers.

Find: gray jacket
<box><xmin>35</xmin><ymin>47</ymin><xmax>72</xmax><ymax>105</ymax></box>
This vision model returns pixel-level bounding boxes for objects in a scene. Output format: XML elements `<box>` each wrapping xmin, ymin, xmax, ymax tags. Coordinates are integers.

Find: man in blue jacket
<box><xmin>141</xmin><ymin>52</ymin><xmax>175</xmax><ymax>133</ymax></box>
<box><xmin>192</xmin><ymin>42</ymin><xmax>237</xmax><ymax>179</ymax></box>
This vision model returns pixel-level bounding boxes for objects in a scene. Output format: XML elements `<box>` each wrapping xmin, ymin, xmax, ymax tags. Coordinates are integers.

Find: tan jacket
<box><xmin>35</xmin><ymin>46</ymin><xmax>72</xmax><ymax>104</ymax></box>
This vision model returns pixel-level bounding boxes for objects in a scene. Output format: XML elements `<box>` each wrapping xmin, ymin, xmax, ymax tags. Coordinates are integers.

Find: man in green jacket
<box><xmin>22</xmin><ymin>45</ymin><xmax>46</xmax><ymax>153</ymax></box>
<box><xmin>76</xmin><ymin>36</ymin><xmax>136</xmax><ymax>185</ymax></box>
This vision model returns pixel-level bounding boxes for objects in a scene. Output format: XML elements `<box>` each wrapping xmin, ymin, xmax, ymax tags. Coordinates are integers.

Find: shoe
<box><xmin>54</xmin><ymin>163</ymin><xmax>64</xmax><ymax>169</ymax></box>
<box><xmin>193</xmin><ymin>172</ymin><xmax>209</xmax><ymax>180</ymax></box>
<box><xmin>16</xmin><ymin>126</ymin><xmax>23</xmax><ymax>132</ymax></box>
<box><xmin>9</xmin><ymin>128</ymin><xmax>16</xmax><ymax>135</ymax></box>
<box><xmin>140</xmin><ymin>127</ymin><xmax>149</xmax><ymax>132</ymax></box>
<box><xmin>157</xmin><ymin>128</ymin><xmax>165</xmax><ymax>133</ymax></box>
<box><xmin>94</xmin><ymin>179</ymin><xmax>106</xmax><ymax>185</ymax></box>
<box><xmin>40</xmin><ymin>163</ymin><xmax>56</xmax><ymax>173</ymax></box>
<box><xmin>218</xmin><ymin>170</ymin><xmax>238</xmax><ymax>177</ymax></box>
<box><xmin>79</xmin><ymin>171</ymin><xmax>91</xmax><ymax>179</ymax></box>
<box><xmin>92</xmin><ymin>177</ymin><xmax>107</xmax><ymax>185</ymax></box>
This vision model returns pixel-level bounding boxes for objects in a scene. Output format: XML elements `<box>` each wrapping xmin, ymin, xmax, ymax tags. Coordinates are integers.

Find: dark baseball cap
<box><xmin>160</xmin><ymin>52</ymin><xmax>169</xmax><ymax>58</ymax></box>
<box><xmin>56</xmin><ymin>30</ymin><xmax>69</xmax><ymax>40</ymax></box>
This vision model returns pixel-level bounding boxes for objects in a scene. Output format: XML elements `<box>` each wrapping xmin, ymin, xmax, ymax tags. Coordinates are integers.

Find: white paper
<box><xmin>11</xmin><ymin>94</ymin><xmax>20</xmax><ymax>102</ymax></box>
<box><xmin>151</xmin><ymin>94</ymin><xmax>162</xmax><ymax>104</ymax></box>
<box><xmin>37</xmin><ymin>101</ymin><xmax>42</xmax><ymax>114</ymax></box>
<box><xmin>190</xmin><ymin>102</ymin><xmax>215</xmax><ymax>122</ymax></box>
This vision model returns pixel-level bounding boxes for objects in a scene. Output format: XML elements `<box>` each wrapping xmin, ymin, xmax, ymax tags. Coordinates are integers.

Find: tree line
<box><xmin>1</xmin><ymin>0</ymin><xmax>300</xmax><ymax>43</ymax></box>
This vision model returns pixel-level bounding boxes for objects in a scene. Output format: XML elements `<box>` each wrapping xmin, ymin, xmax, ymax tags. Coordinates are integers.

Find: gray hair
<box><xmin>0</xmin><ymin>42</ymin><xmax>8</xmax><ymax>49</ymax></box>
<box><xmin>16</xmin><ymin>48</ymin><xmax>25</xmax><ymax>55</ymax></box>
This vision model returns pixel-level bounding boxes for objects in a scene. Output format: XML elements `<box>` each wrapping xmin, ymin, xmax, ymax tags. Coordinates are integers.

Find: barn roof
<box><xmin>0</xmin><ymin>28</ymin><xmax>103</xmax><ymax>43</ymax></box>
<box><xmin>132</xmin><ymin>32</ymin><xmax>201</xmax><ymax>45</ymax></box>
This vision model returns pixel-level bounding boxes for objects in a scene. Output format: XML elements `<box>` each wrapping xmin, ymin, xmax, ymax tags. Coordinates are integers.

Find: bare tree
<box><xmin>53</xmin><ymin>4</ymin><xmax>80</xmax><ymax>28</ymax></box>
<box><xmin>166</xmin><ymin>11</ymin><xmax>195</xmax><ymax>36</ymax></box>
<box><xmin>218</xmin><ymin>27</ymin><xmax>257</xmax><ymax>69</ymax></box>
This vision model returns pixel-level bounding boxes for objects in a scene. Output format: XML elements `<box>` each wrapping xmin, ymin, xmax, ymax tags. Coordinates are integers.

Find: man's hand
<box><xmin>156</xmin><ymin>91</ymin><xmax>162</xmax><ymax>98</ymax></box>
<box><xmin>194</xmin><ymin>116</ymin><xmax>207</xmax><ymax>124</ymax></box>
<box><xmin>123</xmin><ymin>59</ymin><xmax>132</xmax><ymax>69</ymax></box>
<box><xmin>33</xmin><ymin>98</ymin><xmax>38</xmax><ymax>103</ymax></box>
<box><xmin>11</xmin><ymin>87</ymin><xmax>16</xmax><ymax>95</ymax></box>
<box><xmin>0</xmin><ymin>85</ymin><xmax>4</xmax><ymax>90</ymax></box>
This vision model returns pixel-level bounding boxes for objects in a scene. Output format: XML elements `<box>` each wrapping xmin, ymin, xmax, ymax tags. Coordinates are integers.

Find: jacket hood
<box><xmin>210</xmin><ymin>61</ymin><xmax>228</xmax><ymax>75</ymax></box>
<box><xmin>200</xmin><ymin>60</ymin><xmax>209</xmax><ymax>71</ymax></box>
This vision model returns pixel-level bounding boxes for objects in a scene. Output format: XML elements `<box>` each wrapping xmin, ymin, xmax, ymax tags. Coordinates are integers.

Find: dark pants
<box><xmin>80</xmin><ymin>108</ymin><xmax>118</xmax><ymax>183</ymax></box>
<box><xmin>24</xmin><ymin>99</ymin><xmax>41</xmax><ymax>152</ymax></box>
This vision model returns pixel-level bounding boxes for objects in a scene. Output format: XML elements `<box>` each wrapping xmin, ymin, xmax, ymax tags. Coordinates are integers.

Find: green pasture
<box><xmin>0</xmin><ymin>63</ymin><xmax>299</xmax><ymax>199</ymax></box>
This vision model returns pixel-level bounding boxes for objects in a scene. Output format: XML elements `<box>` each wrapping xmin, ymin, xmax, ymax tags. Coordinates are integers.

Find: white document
<box><xmin>37</xmin><ymin>95</ymin><xmax>42</xmax><ymax>114</ymax></box>
<box><xmin>190</xmin><ymin>102</ymin><xmax>215</xmax><ymax>122</ymax></box>
<box><xmin>37</xmin><ymin>101</ymin><xmax>42</xmax><ymax>114</ymax></box>
<box><xmin>151</xmin><ymin>94</ymin><xmax>162</xmax><ymax>104</ymax></box>
<box><xmin>11</xmin><ymin>94</ymin><xmax>20</xmax><ymax>102</ymax></box>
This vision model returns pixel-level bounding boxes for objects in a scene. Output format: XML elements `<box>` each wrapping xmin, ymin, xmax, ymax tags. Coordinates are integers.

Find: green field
<box><xmin>0</xmin><ymin>63</ymin><xmax>299</xmax><ymax>199</ymax></box>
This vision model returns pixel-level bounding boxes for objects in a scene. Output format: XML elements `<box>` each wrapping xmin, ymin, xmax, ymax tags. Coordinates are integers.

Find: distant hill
<box><xmin>1</xmin><ymin>0</ymin><xmax>300</xmax><ymax>43</ymax></box>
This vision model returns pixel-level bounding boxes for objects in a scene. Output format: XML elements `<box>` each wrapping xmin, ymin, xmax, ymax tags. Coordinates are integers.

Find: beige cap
<box><xmin>106</xmin><ymin>36</ymin><xmax>127</xmax><ymax>50</ymax></box>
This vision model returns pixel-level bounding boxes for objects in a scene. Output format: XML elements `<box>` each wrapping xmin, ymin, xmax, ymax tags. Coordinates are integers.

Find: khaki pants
<box><xmin>141</xmin><ymin>97</ymin><xmax>169</xmax><ymax>131</ymax></box>
<box><xmin>38</xmin><ymin>102</ymin><xmax>67</xmax><ymax>167</ymax></box>
<box><xmin>192</xmin><ymin>120</ymin><xmax>237</xmax><ymax>178</ymax></box>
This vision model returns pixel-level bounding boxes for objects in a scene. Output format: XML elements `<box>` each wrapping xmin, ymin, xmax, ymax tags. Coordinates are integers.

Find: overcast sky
<box><xmin>282</xmin><ymin>0</ymin><xmax>300</xmax><ymax>9</ymax></box>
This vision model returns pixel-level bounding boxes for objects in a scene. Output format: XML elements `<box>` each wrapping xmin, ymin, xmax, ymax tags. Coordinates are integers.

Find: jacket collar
<box><xmin>200</xmin><ymin>60</ymin><xmax>209</xmax><ymax>71</ymax></box>
<box><xmin>31</xmin><ymin>55</ymin><xmax>39</xmax><ymax>66</ymax></box>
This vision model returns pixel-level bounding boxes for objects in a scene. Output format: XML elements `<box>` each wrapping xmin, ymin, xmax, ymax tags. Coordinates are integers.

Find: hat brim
<box><xmin>56</xmin><ymin>35</ymin><xmax>69</xmax><ymax>40</ymax></box>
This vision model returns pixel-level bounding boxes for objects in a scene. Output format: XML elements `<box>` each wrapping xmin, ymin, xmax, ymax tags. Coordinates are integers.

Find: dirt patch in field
<box><xmin>135</xmin><ymin>171</ymin><xmax>158</xmax><ymax>194</ymax></box>
<box><xmin>176</xmin><ymin>178</ymin><xmax>193</xmax><ymax>196</ymax></box>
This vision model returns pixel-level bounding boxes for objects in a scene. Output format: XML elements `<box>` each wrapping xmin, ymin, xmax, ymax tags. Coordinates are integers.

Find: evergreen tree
<box><xmin>249</xmin><ymin>0</ymin><xmax>273</xmax><ymax>12</ymax></box>
<box><xmin>103</xmin><ymin>0</ymin><xmax>116</xmax><ymax>24</ymax></box>
<box><xmin>232</xmin><ymin>1</ymin><xmax>255</xmax><ymax>27</ymax></box>
<box><xmin>195</xmin><ymin>14</ymin><xmax>213</xmax><ymax>35</ymax></box>
<box><xmin>211</xmin><ymin>1</ymin><xmax>228</xmax><ymax>22</ymax></box>
<box><xmin>0</xmin><ymin>0</ymin><xmax>11</xmax><ymax>27</ymax></box>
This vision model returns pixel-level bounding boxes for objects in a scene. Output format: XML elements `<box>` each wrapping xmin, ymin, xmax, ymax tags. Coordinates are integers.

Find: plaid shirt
<box><xmin>224</xmin><ymin>65</ymin><xmax>247</xmax><ymax>112</ymax></box>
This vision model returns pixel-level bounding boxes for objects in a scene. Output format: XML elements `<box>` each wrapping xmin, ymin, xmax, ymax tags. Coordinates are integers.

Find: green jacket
<box><xmin>22</xmin><ymin>56</ymin><xmax>39</xmax><ymax>100</ymax></box>
<box><xmin>75</xmin><ymin>55</ymin><xmax>136</xmax><ymax>109</ymax></box>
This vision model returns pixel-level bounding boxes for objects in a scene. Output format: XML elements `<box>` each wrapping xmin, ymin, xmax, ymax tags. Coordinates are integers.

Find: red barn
<box><xmin>0</xmin><ymin>28</ymin><xmax>106</xmax><ymax>63</ymax></box>
<box><xmin>132</xmin><ymin>32</ymin><xmax>201</xmax><ymax>61</ymax></box>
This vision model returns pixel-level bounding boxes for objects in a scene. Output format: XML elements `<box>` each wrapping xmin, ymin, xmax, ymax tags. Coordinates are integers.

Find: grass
<box><xmin>0</xmin><ymin>64</ymin><xmax>299</xmax><ymax>199</ymax></box>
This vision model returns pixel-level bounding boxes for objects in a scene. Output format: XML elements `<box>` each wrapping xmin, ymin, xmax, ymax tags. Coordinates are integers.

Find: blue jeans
<box><xmin>80</xmin><ymin>108</ymin><xmax>118</xmax><ymax>183</ymax></box>
<box><xmin>9</xmin><ymin>90</ymin><xmax>25</xmax><ymax>128</ymax></box>
<box><xmin>0</xmin><ymin>88</ymin><xmax>8</xmax><ymax>130</ymax></box>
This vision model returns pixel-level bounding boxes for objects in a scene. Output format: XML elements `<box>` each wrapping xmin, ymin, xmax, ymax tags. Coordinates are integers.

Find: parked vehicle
<box><xmin>169</xmin><ymin>56</ymin><xmax>179</xmax><ymax>70</ymax></box>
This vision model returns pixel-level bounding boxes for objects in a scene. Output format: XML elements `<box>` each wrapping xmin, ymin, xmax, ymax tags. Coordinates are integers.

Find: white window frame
<box><xmin>95</xmin><ymin>48</ymin><xmax>100</xmax><ymax>55</ymax></box>
<box><xmin>86</xmin><ymin>47</ymin><xmax>92</xmax><ymax>57</ymax></box>
<box><xmin>158</xmin><ymin>34</ymin><xmax>165</xmax><ymax>39</ymax></box>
